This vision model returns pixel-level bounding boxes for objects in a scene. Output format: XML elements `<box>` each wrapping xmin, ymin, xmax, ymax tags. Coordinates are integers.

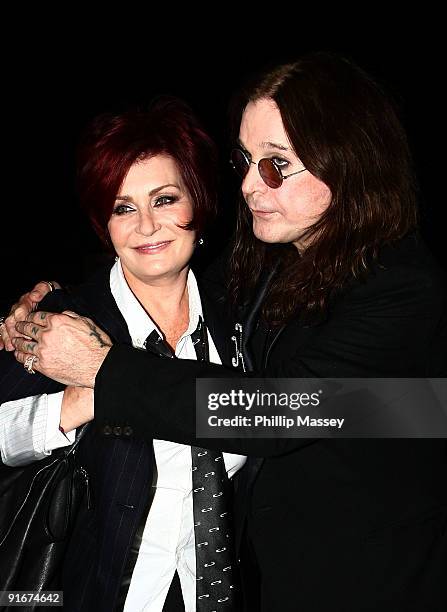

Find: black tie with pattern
<box><xmin>145</xmin><ymin>318</ymin><xmax>239</xmax><ymax>611</ymax></box>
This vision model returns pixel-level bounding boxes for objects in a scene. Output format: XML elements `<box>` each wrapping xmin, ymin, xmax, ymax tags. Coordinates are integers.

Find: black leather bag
<box><xmin>0</xmin><ymin>423</ymin><xmax>91</xmax><ymax>592</ymax></box>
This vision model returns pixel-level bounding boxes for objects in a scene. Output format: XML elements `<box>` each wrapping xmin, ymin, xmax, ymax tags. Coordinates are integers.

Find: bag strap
<box><xmin>65</xmin><ymin>421</ymin><xmax>91</xmax><ymax>457</ymax></box>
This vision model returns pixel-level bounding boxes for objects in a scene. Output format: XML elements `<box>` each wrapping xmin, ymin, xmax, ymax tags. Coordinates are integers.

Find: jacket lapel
<box><xmin>197</xmin><ymin>277</ymin><xmax>233</xmax><ymax>368</ymax></box>
<box><xmin>240</xmin><ymin>260</ymin><xmax>281</xmax><ymax>372</ymax></box>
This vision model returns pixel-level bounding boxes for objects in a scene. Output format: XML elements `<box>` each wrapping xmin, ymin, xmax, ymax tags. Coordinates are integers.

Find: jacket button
<box><xmin>113</xmin><ymin>426</ymin><xmax>122</xmax><ymax>436</ymax></box>
<box><xmin>123</xmin><ymin>426</ymin><xmax>133</xmax><ymax>437</ymax></box>
<box><xmin>103</xmin><ymin>425</ymin><xmax>112</xmax><ymax>436</ymax></box>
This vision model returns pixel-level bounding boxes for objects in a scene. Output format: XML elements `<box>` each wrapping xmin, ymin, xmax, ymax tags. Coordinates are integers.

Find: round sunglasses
<box><xmin>230</xmin><ymin>147</ymin><xmax>307</xmax><ymax>189</ymax></box>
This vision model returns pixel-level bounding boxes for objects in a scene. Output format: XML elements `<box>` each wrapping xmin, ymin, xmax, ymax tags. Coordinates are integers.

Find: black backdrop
<box><xmin>2</xmin><ymin>39</ymin><xmax>444</xmax><ymax>312</ymax></box>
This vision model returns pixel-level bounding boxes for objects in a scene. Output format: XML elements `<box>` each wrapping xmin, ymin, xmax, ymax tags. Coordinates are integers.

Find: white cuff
<box><xmin>1</xmin><ymin>394</ymin><xmax>50</xmax><ymax>466</ymax></box>
<box><xmin>45</xmin><ymin>391</ymin><xmax>76</xmax><ymax>451</ymax></box>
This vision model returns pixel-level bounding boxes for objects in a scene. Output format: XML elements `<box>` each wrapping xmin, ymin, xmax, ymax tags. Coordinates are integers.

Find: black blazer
<box><xmin>94</xmin><ymin>235</ymin><xmax>447</xmax><ymax>611</ymax></box>
<box><xmin>0</xmin><ymin>264</ymin><xmax>235</xmax><ymax>612</ymax></box>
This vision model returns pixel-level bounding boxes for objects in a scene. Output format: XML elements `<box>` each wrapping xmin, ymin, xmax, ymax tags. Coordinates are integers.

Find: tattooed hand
<box><xmin>0</xmin><ymin>281</ymin><xmax>60</xmax><ymax>351</ymax></box>
<box><xmin>12</xmin><ymin>310</ymin><xmax>112</xmax><ymax>388</ymax></box>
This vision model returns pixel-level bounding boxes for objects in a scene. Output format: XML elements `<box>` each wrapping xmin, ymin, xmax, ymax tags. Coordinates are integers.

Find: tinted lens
<box><xmin>258</xmin><ymin>158</ymin><xmax>282</xmax><ymax>188</ymax></box>
<box><xmin>231</xmin><ymin>149</ymin><xmax>250</xmax><ymax>178</ymax></box>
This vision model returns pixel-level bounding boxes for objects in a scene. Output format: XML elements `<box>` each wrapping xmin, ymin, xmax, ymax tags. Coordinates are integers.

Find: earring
<box><xmin>198</xmin><ymin>237</ymin><xmax>204</xmax><ymax>246</ymax></box>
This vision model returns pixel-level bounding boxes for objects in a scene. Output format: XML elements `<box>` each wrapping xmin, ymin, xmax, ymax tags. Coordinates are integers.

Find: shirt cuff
<box><xmin>45</xmin><ymin>391</ymin><xmax>76</xmax><ymax>451</ymax></box>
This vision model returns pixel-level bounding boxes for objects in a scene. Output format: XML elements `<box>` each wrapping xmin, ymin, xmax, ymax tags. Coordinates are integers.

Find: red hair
<box><xmin>77</xmin><ymin>97</ymin><xmax>218</xmax><ymax>246</ymax></box>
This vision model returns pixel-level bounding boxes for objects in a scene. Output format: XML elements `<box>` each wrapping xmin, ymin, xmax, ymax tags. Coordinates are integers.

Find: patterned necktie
<box><xmin>145</xmin><ymin>318</ymin><xmax>239</xmax><ymax>611</ymax></box>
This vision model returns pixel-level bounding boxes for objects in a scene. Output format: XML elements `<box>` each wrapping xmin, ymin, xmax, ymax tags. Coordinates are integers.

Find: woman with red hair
<box><xmin>0</xmin><ymin>98</ymin><xmax>245</xmax><ymax>611</ymax></box>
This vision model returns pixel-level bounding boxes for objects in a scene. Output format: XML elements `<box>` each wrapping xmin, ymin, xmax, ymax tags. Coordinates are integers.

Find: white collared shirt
<box><xmin>0</xmin><ymin>260</ymin><xmax>246</xmax><ymax>611</ymax></box>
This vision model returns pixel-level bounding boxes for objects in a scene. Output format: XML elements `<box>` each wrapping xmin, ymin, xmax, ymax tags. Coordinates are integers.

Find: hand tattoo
<box><xmin>85</xmin><ymin>320</ymin><xmax>112</xmax><ymax>348</ymax></box>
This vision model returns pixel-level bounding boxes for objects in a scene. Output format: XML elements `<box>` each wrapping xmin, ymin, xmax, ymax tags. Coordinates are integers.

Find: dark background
<box><xmin>2</xmin><ymin>35</ymin><xmax>444</xmax><ymax>313</ymax></box>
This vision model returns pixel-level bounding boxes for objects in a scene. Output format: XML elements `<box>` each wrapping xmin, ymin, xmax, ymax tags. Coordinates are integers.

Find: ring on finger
<box><xmin>24</xmin><ymin>355</ymin><xmax>38</xmax><ymax>374</ymax></box>
<box><xmin>38</xmin><ymin>280</ymin><xmax>56</xmax><ymax>293</ymax></box>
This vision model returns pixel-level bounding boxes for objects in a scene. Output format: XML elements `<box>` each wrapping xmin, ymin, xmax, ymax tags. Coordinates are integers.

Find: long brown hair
<box><xmin>229</xmin><ymin>52</ymin><xmax>418</xmax><ymax>325</ymax></box>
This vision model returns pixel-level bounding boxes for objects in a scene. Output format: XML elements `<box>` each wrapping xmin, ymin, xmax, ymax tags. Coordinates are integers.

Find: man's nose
<box><xmin>241</xmin><ymin>161</ymin><xmax>267</xmax><ymax>198</ymax></box>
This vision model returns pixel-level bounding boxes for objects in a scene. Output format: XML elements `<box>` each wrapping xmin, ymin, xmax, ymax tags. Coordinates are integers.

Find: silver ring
<box><xmin>24</xmin><ymin>355</ymin><xmax>38</xmax><ymax>374</ymax></box>
<box><xmin>39</xmin><ymin>281</ymin><xmax>56</xmax><ymax>292</ymax></box>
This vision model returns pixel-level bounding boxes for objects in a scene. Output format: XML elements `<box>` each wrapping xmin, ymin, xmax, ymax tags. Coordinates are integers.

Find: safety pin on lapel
<box><xmin>231</xmin><ymin>322</ymin><xmax>246</xmax><ymax>372</ymax></box>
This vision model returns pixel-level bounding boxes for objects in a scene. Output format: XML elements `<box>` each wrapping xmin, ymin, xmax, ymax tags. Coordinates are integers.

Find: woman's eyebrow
<box><xmin>116</xmin><ymin>184</ymin><xmax>180</xmax><ymax>200</ymax></box>
<box><xmin>148</xmin><ymin>183</ymin><xmax>180</xmax><ymax>196</ymax></box>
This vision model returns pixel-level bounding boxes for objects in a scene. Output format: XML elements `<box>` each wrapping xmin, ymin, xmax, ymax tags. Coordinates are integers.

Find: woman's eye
<box><xmin>154</xmin><ymin>195</ymin><xmax>178</xmax><ymax>207</ymax></box>
<box><xmin>112</xmin><ymin>203</ymin><xmax>134</xmax><ymax>215</ymax></box>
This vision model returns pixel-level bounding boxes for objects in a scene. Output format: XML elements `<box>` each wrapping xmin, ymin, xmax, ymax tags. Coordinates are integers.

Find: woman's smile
<box><xmin>133</xmin><ymin>241</ymin><xmax>173</xmax><ymax>254</ymax></box>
